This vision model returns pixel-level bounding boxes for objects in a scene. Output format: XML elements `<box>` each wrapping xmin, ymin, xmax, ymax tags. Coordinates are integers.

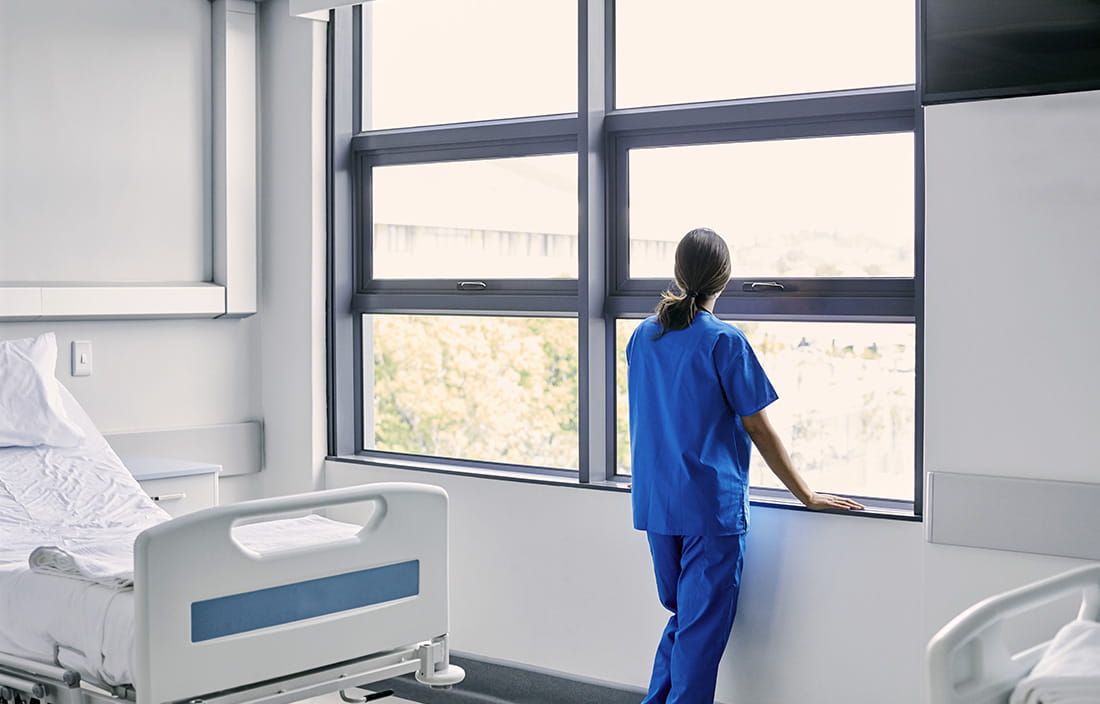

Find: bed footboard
<box><xmin>133</xmin><ymin>483</ymin><xmax>457</xmax><ymax>704</ymax></box>
<box><xmin>926</xmin><ymin>563</ymin><xmax>1100</xmax><ymax>704</ymax></box>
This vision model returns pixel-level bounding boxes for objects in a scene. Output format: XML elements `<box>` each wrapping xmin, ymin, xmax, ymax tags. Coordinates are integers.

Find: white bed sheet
<box><xmin>0</xmin><ymin>387</ymin><xmax>167</xmax><ymax>686</ymax></box>
<box><xmin>0</xmin><ymin>565</ymin><xmax>137</xmax><ymax>686</ymax></box>
<box><xmin>0</xmin><ymin>388</ymin><xmax>361</xmax><ymax>688</ymax></box>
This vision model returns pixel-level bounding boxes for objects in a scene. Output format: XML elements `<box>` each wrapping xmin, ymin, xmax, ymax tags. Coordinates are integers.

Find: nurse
<box><xmin>626</xmin><ymin>227</ymin><xmax>864</xmax><ymax>704</ymax></box>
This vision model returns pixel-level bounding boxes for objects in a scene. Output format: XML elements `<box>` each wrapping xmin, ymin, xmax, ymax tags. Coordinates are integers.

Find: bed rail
<box><xmin>926</xmin><ymin>563</ymin><xmax>1100</xmax><ymax>704</ymax></box>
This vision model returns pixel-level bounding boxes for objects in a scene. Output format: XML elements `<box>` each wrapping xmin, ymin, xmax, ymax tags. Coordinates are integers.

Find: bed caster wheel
<box><xmin>415</xmin><ymin>663</ymin><xmax>465</xmax><ymax>688</ymax></box>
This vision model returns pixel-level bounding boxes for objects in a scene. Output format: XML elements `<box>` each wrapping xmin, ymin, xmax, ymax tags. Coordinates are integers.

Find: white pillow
<box><xmin>0</xmin><ymin>333</ymin><xmax>85</xmax><ymax>447</ymax></box>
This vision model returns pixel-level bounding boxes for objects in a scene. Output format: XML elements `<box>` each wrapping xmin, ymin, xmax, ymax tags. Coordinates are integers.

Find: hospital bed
<box><xmin>0</xmin><ymin>485</ymin><xmax>464</xmax><ymax>704</ymax></box>
<box><xmin>926</xmin><ymin>563</ymin><xmax>1100</xmax><ymax>704</ymax></box>
<box><xmin>0</xmin><ymin>337</ymin><xmax>463</xmax><ymax>704</ymax></box>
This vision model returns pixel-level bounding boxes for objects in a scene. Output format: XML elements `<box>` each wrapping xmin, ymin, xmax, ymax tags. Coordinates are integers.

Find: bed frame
<box><xmin>926</xmin><ymin>563</ymin><xmax>1100</xmax><ymax>704</ymax></box>
<box><xmin>0</xmin><ymin>483</ymin><xmax>464</xmax><ymax>704</ymax></box>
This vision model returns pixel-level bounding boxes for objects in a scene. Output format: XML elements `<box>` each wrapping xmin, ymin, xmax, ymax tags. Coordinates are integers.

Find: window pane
<box><xmin>616</xmin><ymin>0</ymin><xmax>915</xmax><ymax>108</ymax></box>
<box><xmin>372</xmin><ymin>155</ymin><xmax>578</xmax><ymax>279</ymax></box>
<box><xmin>617</xmin><ymin>319</ymin><xmax>915</xmax><ymax>502</ymax></box>
<box><xmin>628</xmin><ymin>134</ymin><xmax>913</xmax><ymax>278</ymax></box>
<box><xmin>367</xmin><ymin>315</ymin><xmax>578</xmax><ymax>470</ymax></box>
<box><xmin>364</xmin><ymin>0</ymin><xmax>576</xmax><ymax>130</ymax></box>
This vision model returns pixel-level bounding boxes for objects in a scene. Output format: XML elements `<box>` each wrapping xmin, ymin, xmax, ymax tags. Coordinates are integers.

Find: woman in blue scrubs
<box><xmin>626</xmin><ymin>227</ymin><xmax>864</xmax><ymax>704</ymax></box>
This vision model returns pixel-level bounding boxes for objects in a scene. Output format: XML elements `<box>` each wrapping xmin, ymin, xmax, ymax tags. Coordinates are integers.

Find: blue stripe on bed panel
<box><xmin>190</xmin><ymin>560</ymin><xmax>420</xmax><ymax>642</ymax></box>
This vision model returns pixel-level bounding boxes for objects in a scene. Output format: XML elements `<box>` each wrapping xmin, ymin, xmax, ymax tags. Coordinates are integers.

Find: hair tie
<box><xmin>685</xmin><ymin>290</ymin><xmax>699</xmax><ymax>299</ymax></box>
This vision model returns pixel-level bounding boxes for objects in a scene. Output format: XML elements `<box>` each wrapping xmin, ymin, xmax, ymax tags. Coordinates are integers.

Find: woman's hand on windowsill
<box><xmin>803</xmin><ymin>492</ymin><xmax>865</xmax><ymax>511</ymax></box>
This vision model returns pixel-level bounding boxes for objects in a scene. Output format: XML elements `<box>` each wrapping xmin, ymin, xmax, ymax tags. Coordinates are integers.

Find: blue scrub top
<box><xmin>627</xmin><ymin>312</ymin><xmax>777</xmax><ymax>536</ymax></box>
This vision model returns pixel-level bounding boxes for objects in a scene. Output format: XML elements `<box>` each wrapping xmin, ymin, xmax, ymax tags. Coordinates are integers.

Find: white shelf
<box><xmin>0</xmin><ymin>283</ymin><xmax>231</xmax><ymax>321</ymax></box>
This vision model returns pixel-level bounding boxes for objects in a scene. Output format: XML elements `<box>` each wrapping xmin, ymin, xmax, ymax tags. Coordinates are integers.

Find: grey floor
<box><xmin>301</xmin><ymin>692</ymin><xmax>421</xmax><ymax>704</ymax></box>
<box><xmin>297</xmin><ymin>654</ymin><xmax>644</xmax><ymax>704</ymax></box>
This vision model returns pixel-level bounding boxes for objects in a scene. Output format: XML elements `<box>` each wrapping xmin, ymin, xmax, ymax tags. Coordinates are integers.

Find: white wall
<box><xmin>920</xmin><ymin>88</ymin><xmax>1100</xmax><ymax>696</ymax></box>
<box><xmin>0</xmin><ymin>319</ymin><xmax>263</xmax><ymax>503</ymax></box>
<box><xmin>0</xmin><ymin>0</ymin><xmax>211</xmax><ymax>283</ymax></box>
<box><xmin>256</xmin><ymin>1</ymin><xmax>329</xmax><ymax>498</ymax></box>
<box><xmin>326</xmin><ymin>462</ymin><xmax>926</xmax><ymax>704</ymax></box>
<box><xmin>0</xmin><ymin>0</ymin><xmax>263</xmax><ymax>503</ymax></box>
<box><xmin>0</xmin><ymin>319</ymin><xmax>260</xmax><ymax>432</ymax></box>
<box><xmin>924</xmin><ymin>90</ymin><xmax>1100</xmax><ymax>485</ymax></box>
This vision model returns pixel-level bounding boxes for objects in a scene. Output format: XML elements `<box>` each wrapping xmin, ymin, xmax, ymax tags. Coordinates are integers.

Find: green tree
<box><xmin>373</xmin><ymin>315</ymin><xmax>579</xmax><ymax>469</ymax></box>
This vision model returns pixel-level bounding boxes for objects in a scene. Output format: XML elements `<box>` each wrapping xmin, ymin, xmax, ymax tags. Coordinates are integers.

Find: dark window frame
<box><xmin>329</xmin><ymin>1</ymin><xmax>924</xmax><ymax>516</ymax></box>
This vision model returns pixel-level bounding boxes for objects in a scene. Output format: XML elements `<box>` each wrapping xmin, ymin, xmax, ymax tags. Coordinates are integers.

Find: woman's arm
<box><xmin>741</xmin><ymin>408</ymin><xmax>864</xmax><ymax>511</ymax></box>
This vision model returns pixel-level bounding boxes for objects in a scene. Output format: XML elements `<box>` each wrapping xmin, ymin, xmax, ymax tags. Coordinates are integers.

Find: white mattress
<box><xmin>0</xmin><ymin>388</ymin><xmax>360</xmax><ymax>687</ymax></box>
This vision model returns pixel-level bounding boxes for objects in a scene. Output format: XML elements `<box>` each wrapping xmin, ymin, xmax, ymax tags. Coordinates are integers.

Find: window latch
<box><xmin>456</xmin><ymin>281</ymin><xmax>488</xmax><ymax>291</ymax></box>
<box><xmin>742</xmin><ymin>281</ymin><xmax>785</xmax><ymax>292</ymax></box>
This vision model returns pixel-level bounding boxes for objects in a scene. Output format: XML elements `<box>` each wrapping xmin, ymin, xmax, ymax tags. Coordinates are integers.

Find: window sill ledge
<box><xmin>326</xmin><ymin>454</ymin><xmax>921</xmax><ymax>523</ymax></box>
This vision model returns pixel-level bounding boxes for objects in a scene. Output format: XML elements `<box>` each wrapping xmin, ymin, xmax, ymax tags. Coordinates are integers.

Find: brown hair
<box><xmin>653</xmin><ymin>228</ymin><xmax>731</xmax><ymax>339</ymax></box>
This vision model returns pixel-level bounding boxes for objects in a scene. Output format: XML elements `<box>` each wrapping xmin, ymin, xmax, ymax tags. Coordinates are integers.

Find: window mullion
<box><xmin>577</xmin><ymin>0</ymin><xmax>610</xmax><ymax>484</ymax></box>
<box><xmin>329</xmin><ymin>6</ymin><xmax>359</xmax><ymax>456</ymax></box>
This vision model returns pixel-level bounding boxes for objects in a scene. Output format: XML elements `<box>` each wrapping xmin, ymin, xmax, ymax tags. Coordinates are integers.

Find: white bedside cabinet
<box><xmin>123</xmin><ymin>457</ymin><xmax>221</xmax><ymax>518</ymax></box>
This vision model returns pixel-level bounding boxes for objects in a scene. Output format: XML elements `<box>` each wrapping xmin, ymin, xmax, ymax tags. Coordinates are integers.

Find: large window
<box><xmin>336</xmin><ymin>1</ymin><xmax>920</xmax><ymax>510</ymax></box>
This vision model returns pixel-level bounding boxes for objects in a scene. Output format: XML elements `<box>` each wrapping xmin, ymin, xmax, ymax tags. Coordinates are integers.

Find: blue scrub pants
<box><xmin>643</xmin><ymin>532</ymin><xmax>746</xmax><ymax>704</ymax></box>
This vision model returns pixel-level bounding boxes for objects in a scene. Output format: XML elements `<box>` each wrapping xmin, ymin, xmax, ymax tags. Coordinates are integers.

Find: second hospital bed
<box><xmin>926</xmin><ymin>563</ymin><xmax>1100</xmax><ymax>704</ymax></box>
<box><xmin>0</xmin><ymin>387</ymin><xmax>463</xmax><ymax>704</ymax></box>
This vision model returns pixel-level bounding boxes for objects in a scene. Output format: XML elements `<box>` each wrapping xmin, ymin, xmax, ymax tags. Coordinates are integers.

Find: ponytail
<box><xmin>651</xmin><ymin>228</ymin><xmax>732</xmax><ymax>340</ymax></box>
<box><xmin>653</xmin><ymin>290</ymin><xmax>702</xmax><ymax>339</ymax></box>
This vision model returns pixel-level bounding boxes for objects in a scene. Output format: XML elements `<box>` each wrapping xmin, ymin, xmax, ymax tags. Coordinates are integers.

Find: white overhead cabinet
<box><xmin>0</xmin><ymin>0</ymin><xmax>257</xmax><ymax>321</ymax></box>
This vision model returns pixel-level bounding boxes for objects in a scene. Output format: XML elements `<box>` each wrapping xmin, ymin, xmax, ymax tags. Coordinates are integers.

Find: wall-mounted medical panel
<box><xmin>926</xmin><ymin>471</ymin><xmax>1100</xmax><ymax>561</ymax></box>
<box><xmin>106</xmin><ymin>420</ymin><xmax>263</xmax><ymax>477</ymax></box>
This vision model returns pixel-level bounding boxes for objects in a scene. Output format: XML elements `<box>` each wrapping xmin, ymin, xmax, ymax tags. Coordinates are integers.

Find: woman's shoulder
<box><xmin>697</xmin><ymin>315</ymin><xmax>753</xmax><ymax>353</ymax></box>
<box><xmin>627</xmin><ymin>316</ymin><xmax>660</xmax><ymax>346</ymax></box>
<box><xmin>696</xmin><ymin>312</ymin><xmax>745</xmax><ymax>338</ymax></box>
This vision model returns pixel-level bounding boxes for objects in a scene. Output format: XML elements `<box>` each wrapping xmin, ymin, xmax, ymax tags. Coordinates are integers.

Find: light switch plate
<box><xmin>71</xmin><ymin>341</ymin><xmax>92</xmax><ymax>377</ymax></box>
